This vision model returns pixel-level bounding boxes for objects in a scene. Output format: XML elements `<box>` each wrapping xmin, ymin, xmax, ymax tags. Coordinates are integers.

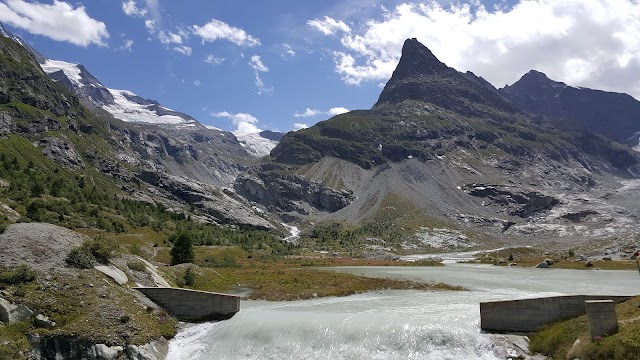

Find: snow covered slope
<box><xmin>233</xmin><ymin>132</ymin><xmax>279</xmax><ymax>157</ymax></box>
<box><xmin>40</xmin><ymin>59</ymin><xmax>196</xmax><ymax>126</ymax></box>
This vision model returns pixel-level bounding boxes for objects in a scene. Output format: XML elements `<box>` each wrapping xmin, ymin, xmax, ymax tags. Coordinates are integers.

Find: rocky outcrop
<box><xmin>0</xmin><ymin>296</ymin><xmax>33</xmax><ymax>323</ymax></box>
<box><xmin>234</xmin><ymin>169</ymin><xmax>354</xmax><ymax>215</ymax></box>
<box><xmin>29</xmin><ymin>335</ymin><xmax>168</xmax><ymax>360</ymax></box>
<box><xmin>35</xmin><ymin>136</ymin><xmax>85</xmax><ymax>169</ymax></box>
<box><xmin>500</xmin><ymin>70</ymin><xmax>640</xmax><ymax>147</ymax></box>
<box><xmin>464</xmin><ymin>183</ymin><xmax>559</xmax><ymax>218</ymax></box>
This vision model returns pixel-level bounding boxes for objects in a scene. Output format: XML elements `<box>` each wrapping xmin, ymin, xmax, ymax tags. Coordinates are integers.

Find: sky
<box><xmin>1</xmin><ymin>0</ymin><xmax>640</xmax><ymax>134</ymax></box>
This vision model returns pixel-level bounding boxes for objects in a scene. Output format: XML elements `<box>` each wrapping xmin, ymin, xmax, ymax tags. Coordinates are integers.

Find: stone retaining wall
<box><xmin>135</xmin><ymin>287</ymin><xmax>240</xmax><ymax>322</ymax></box>
<box><xmin>480</xmin><ymin>295</ymin><xmax>631</xmax><ymax>332</ymax></box>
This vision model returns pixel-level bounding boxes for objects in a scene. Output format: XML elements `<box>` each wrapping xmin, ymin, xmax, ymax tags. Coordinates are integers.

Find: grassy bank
<box><xmin>530</xmin><ymin>296</ymin><xmax>640</xmax><ymax>359</ymax></box>
<box><xmin>154</xmin><ymin>246</ymin><xmax>460</xmax><ymax>301</ymax></box>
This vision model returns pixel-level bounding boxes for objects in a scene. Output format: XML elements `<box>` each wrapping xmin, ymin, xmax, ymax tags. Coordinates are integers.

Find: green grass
<box><xmin>530</xmin><ymin>296</ymin><xmax>640</xmax><ymax>359</ymax></box>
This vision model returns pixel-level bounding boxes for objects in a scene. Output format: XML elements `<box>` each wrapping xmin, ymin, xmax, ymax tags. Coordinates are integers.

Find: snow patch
<box><xmin>104</xmin><ymin>89</ymin><xmax>190</xmax><ymax>124</ymax></box>
<box><xmin>41</xmin><ymin>60</ymin><xmax>84</xmax><ymax>87</ymax></box>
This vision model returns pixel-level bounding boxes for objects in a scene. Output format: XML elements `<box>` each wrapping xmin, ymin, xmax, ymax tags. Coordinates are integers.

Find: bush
<box><xmin>66</xmin><ymin>238</ymin><xmax>117</xmax><ymax>269</ymax></box>
<box><xmin>127</xmin><ymin>260</ymin><xmax>147</xmax><ymax>272</ymax></box>
<box><xmin>65</xmin><ymin>246</ymin><xmax>95</xmax><ymax>269</ymax></box>
<box><xmin>183</xmin><ymin>267</ymin><xmax>196</xmax><ymax>287</ymax></box>
<box><xmin>0</xmin><ymin>264</ymin><xmax>37</xmax><ymax>284</ymax></box>
<box><xmin>170</xmin><ymin>232</ymin><xmax>194</xmax><ymax>265</ymax></box>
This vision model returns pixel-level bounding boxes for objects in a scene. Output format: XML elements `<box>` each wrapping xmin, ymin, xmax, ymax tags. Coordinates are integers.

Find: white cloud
<box><xmin>294</xmin><ymin>108</ymin><xmax>322</xmax><ymax>117</ymax></box>
<box><xmin>308</xmin><ymin>16</ymin><xmax>351</xmax><ymax>36</ymax></box>
<box><xmin>193</xmin><ymin>18</ymin><xmax>260</xmax><ymax>46</ymax></box>
<box><xmin>194</xmin><ymin>80</ymin><xmax>201</xmax><ymax>86</ymax></box>
<box><xmin>293</xmin><ymin>123</ymin><xmax>309</xmax><ymax>130</ymax></box>
<box><xmin>122</xmin><ymin>0</ymin><xmax>147</xmax><ymax>17</ymax></box>
<box><xmin>0</xmin><ymin>0</ymin><xmax>109</xmax><ymax>46</ymax></box>
<box><xmin>205</xmin><ymin>54</ymin><xmax>225</xmax><ymax>64</ymax></box>
<box><xmin>144</xmin><ymin>19</ymin><xmax>156</xmax><ymax>34</ymax></box>
<box><xmin>249</xmin><ymin>55</ymin><xmax>269</xmax><ymax>72</ymax></box>
<box><xmin>253</xmin><ymin>72</ymin><xmax>273</xmax><ymax>95</ymax></box>
<box><xmin>159</xmin><ymin>31</ymin><xmax>182</xmax><ymax>44</ymax></box>
<box><xmin>328</xmin><ymin>107</ymin><xmax>349</xmax><ymax>115</ymax></box>
<box><xmin>282</xmin><ymin>43</ymin><xmax>296</xmax><ymax>58</ymax></box>
<box><xmin>313</xmin><ymin>1</ymin><xmax>640</xmax><ymax>98</ymax></box>
<box><xmin>119</xmin><ymin>39</ymin><xmax>134</xmax><ymax>52</ymax></box>
<box><xmin>294</xmin><ymin>107</ymin><xmax>350</xmax><ymax>117</ymax></box>
<box><xmin>173</xmin><ymin>45</ymin><xmax>192</xmax><ymax>56</ymax></box>
<box><xmin>212</xmin><ymin>111</ymin><xmax>262</xmax><ymax>135</ymax></box>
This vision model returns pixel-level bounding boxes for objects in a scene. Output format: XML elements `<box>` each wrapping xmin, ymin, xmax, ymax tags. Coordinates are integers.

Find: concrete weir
<box><xmin>480</xmin><ymin>295</ymin><xmax>631</xmax><ymax>333</ymax></box>
<box><xmin>135</xmin><ymin>287</ymin><xmax>240</xmax><ymax>322</ymax></box>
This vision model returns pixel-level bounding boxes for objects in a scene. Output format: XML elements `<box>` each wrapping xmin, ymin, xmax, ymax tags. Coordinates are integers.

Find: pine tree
<box><xmin>170</xmin><ymin>232</ymin><xmax>194</xmax><ymax>265</ymax></box>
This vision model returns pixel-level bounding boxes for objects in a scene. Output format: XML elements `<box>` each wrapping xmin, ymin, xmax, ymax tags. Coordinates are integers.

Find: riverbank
<box><xmin>529</xmin><ymin>295</ymin><xmax>640</xmax><ymax>359</ymax></box>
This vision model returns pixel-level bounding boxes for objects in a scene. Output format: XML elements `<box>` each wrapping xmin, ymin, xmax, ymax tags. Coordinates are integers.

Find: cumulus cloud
<box><xmin>212</xmin><ymin>111</ymin><xmax>262</xmax><ymax>135</ymax></box>
<box><xmin>293</xmin><ymin>123</ymin><xmax>309</xmax><ymax>130</ymax></box>
<box><xmin>294</xmin><ymin>107</ymin><xmax>350</xmax><ymax>117</ymax></box>
<box><xmin>122</xmin><ymin>0</ymin><xmax>146</xmax><ymax>17</ymax></box>
<box><xmin>294</xmin><ymin>108</ymin><xmax>322</xmax><ymax>118</ymax></box>
<box><xmin>173</xmin><ymin>45</ymin><xmax>192</xmax><ymax>56</ymax></box>
<box><xmin>282</xmin><ymin>43</ymin><xmax>296</xmax><ymax>58</ymax></box>
<box><xmin>313</xmin><ymin>0</ymin><xmax>640</xmax><ymax>98</ymax></box>
<box><xmin>144</xmin><ymin>19</ymin><xmax>156</xmax><ymax>34</ymax></box>
<box><xmin>205</xmin><ymin>54</ymin><xmax>224</xmax><ymax>64</ymax></box>
<box><xmin>328</xmin><ymin>107</ymin><xmax>349</xmax><ymax>115</ymax></box>
<box><xmin>0</xmin><ymin>0</ymin><xmax>109</xmax><ymax>46</ymax></box>
<box><xmin>308</xmin><ymin>16</ymin><xmax>351</xmax><ymax>36</ymax></box>
<box><xmin>249</xmin><ymin>55</ymin><xmax>268</xmax><ymax>72</ymax></box>
<box><xmin>159</xmin><ymin>31</ymin><xmax>182</xmax><ymax>44</ymax></box>
<box><xmin>193</xmin><ymin>18</ymin><xmax>260</xmax><ymax>46</ymax></box>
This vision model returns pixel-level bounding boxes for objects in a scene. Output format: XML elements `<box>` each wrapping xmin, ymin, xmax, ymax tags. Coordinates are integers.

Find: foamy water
<box><xmin>168</xmin><ymin>264</ymin><xmax>639</xmax><ymax>359</ymax></box>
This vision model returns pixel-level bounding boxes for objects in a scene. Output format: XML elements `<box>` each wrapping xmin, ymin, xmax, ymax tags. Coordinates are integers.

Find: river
<box><xmin>167</xmin><ymin>264</ymin><xmax>639</xmax><ymax>359</ymax></box>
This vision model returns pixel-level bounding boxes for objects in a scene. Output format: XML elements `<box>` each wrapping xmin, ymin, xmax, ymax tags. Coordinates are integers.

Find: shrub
<box><xmin>0</xmin><ymin>264</ymin><xmax>37</xmax><ymax>284</ymax></box>
<box><xmin>127</xmin><ymin>260</ymin><xmax>147</xmax><ymax>272</ymax></box>
<box><xmin>65</xmin><ymin>238</ymin><xmax>117</xmax><ymax>269</ymax></box>
<box><xmin>65</xmin><ymin>246</ymin><xmax>95</xmax><ymax>269</ymax></box>
<box><xmin>183</xmin><ymin>267</ymin><xmax>196</xmax><ymax>287</ymax></box>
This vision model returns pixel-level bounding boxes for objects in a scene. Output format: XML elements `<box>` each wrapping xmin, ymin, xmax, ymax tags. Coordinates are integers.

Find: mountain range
<box><xmin>1</xmin><ymin>27</ymin><xmax>639</xmax><ymax>253</ymax></box>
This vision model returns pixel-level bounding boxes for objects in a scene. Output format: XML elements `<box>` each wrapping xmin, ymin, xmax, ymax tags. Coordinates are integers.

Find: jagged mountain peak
<box><xmin>388</xmin><ymin>38</ymin><xmax>450</xmax><ymax>80</ymax></box>
<box><xmin>374</xmin><ymin>38</ymin><xmax>517</xmax><ymax>116</ymax></box>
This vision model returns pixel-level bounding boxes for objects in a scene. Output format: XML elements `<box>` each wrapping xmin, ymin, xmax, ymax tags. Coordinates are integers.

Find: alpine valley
<box><xmin>2</xmin><ymin>21</ymin><xmax>640</xmax><ymax>359</ymax></box>
<box><xmin>2</xmin><ymin>25</ymin><xmax>640</xmax><ymax>257</ymax></box>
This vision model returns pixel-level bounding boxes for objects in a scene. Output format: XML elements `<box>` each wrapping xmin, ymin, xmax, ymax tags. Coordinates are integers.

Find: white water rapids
<box><xmin>167</xmin><ymin>264</ymin><xmax>639</xmax><ymax>359</ymax></box>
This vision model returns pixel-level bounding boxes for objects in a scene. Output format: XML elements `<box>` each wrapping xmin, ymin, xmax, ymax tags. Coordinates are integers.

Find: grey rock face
<box><xmin>0</xmin><ymin>296</ymin><xmax>33</xmax><ymax>323</ymax></box>
<box><xmin>463</xmin><ymin>183</ymin><xmax>559</xmax><ymax>218</ymax></box>
<box><xmin>35</xmin><ymin>136</ymin><xmax>85</xmax><ymax>169</ymax></box>
<box><xmin>234</xmin><ymin>169</ymin><xmax>354</xmax><ymax>215</ymax></box>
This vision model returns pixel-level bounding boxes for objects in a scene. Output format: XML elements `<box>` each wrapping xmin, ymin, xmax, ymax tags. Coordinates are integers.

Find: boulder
<box><xmin>585</xmin><ymin>261</ymin><xmax>594</xmax><ymax>267</ymax></box>
<box><xmin>535</xmin><ymin>261</ymin><xmax>549</xmax><ymax>268</ymax></box>
<box><xmin>0</xmin><ymin>297</ymin><xmax>33</xmax><ymax>323</ymax></box>
<box><xmin>88</xmin><ymin>344</ymin><xmax>123</xmax><ymax>360</ymax></box>
<box><xmin>34</xmin><ymin>313</ymin><xmax>56</xmax><ymax>329</ymax></box>
<box><xmin>94</xmin><ymin>265</ymin><xmax>128</xmax><ymax>285</ymax></box>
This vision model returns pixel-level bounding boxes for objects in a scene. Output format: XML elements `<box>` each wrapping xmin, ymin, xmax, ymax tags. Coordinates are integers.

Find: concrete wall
<box><xmin>480</xmin><ymin>295</ymin><xmax>631</xmax><ymax>332</ymax></box>
<box><xmin>135</xmin><ymin>287</ymin><xmax>240</xmax><ymax>322</ymax></box>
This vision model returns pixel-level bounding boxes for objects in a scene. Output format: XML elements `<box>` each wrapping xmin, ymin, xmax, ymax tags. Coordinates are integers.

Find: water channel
<box><xmin>167</xmin><ymin>264</ymin><xmax>639</xmax><ymax>359</ymax></box>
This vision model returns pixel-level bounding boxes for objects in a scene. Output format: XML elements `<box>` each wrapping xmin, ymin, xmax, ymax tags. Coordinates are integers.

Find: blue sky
<box><xmin>2</xmin><ymin>0</ymin><xmax>640</xmax><ymax>133</ymax></box>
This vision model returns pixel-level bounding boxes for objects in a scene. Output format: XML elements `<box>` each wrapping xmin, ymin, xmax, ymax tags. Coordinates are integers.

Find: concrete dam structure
<box><xmin>480</xmin><ymin>295</ymin><xmax>631</xmax><ymax>332</ymax></box>
<box><xmin>135</xmin><ymin>287</ymin><xmax>240</xmax><ymax>322</ymax></box>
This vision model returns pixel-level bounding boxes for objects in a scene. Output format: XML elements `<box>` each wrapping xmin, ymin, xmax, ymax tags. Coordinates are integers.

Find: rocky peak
<box><xmin>499</xmin><ymin>70</ymin><xmax>640</xmax><ymax>147</ymax></box>
<box><xmin>387</xmin><ymin>38</ymin><xmax>450</xmax><ymax>81</ymax></box>
<box><xmin>374</xmin><ymin>38</ymin><xmax>516</xmax><ymax>117</ymax></box>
